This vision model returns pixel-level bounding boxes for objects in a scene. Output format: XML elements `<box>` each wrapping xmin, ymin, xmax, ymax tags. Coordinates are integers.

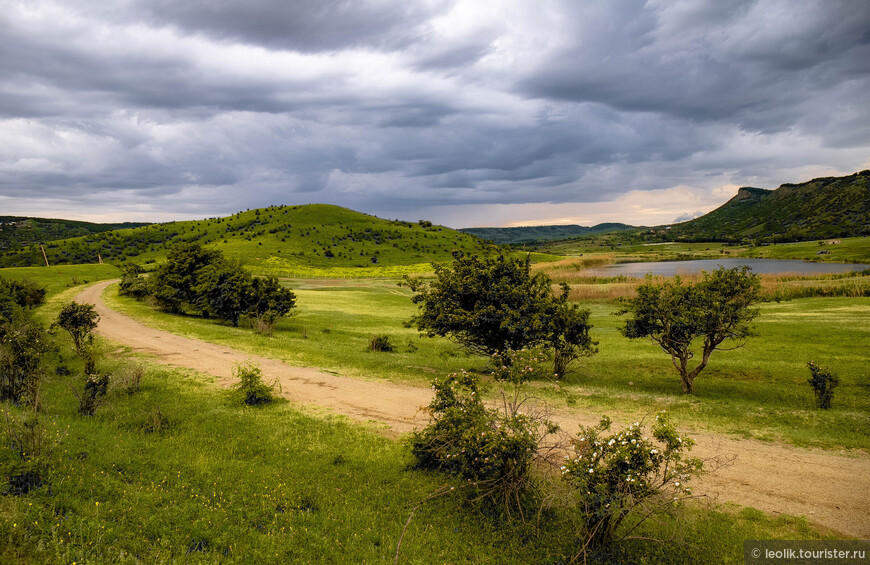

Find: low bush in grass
<box><xmin>232</xmin><ymin>362</ymin><xmax>276</xmax><ymax>406</ymax></box>
<box><xmin>561</xmin><ymin>412</ymin><xmax>703</xmax><ymax>555</ymax></box>
<box><xmin>807</xmin><ymin>361</ymin><xmax>839</xmax><ymax>409</ymax></box>
<box><xmin>369</xmin><ymin>334</ymin><xmax>394</xmax><ymax>352</ymax></box>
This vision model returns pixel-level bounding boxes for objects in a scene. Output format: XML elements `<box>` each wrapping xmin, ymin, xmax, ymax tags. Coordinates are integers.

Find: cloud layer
<box><xmin>1</xmin><ymin>0</ymin><xmax>868</xmax><ymax>226</ymax></box>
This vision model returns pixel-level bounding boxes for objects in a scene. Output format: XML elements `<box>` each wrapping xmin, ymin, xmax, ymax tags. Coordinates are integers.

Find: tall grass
<box><xmin>552</xmin><ymin>271</ymin><xmax>870</xmax><ymax>302</ymax></box>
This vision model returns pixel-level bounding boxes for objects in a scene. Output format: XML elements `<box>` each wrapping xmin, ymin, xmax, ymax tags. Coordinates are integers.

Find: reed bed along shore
<box><xmin>533</xmin><ymin>258</ymin><xmax>870</xmax><ymax>302</ymax></box>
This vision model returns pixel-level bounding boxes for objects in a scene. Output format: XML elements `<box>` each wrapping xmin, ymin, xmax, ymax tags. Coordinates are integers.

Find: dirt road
<box><xmin>77</xmin><ymin>280</ymin><xmax>870</xmax><ymax>538</ymax></box>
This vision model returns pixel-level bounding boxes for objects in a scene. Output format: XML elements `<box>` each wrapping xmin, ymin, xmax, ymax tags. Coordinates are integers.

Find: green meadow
<box><xmin>104</xmin><ymin>277</ymin><xmax>870</xmax><ymax>451</ymax></box>
<box><xmin>1</xmin><ymin>260</ymin><xmax>866</xmax><ymax>563</ymax></box>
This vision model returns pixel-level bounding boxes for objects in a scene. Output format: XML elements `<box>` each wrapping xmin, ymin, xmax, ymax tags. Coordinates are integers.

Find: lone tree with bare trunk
<box><xmin>617</xmin><ymin>266</ymin><xmax>761</xmax><ymax>394</ymax></box>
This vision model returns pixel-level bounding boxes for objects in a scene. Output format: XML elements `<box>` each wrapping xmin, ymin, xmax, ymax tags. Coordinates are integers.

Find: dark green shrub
<box><xmin>369</xmin><ymin>335</ymin><xmax>394</xmax><ymax>352</ymax></box>
<box><xmin>54</xmin><ymin>302</ymin><xmax>100</xmax><ymax>355</ymax></box>
<box><xmin>807</xmin><ymin>361</ymin><xmax>839</xmax><ymax>409</ymax></box>
<box><xmin>118</xmin><ymin>264</ymin><xmax>148</xmax><ymax>298</ymax></box>
<box><xmin>232</xmin><ymin>363</ymin><xmax>275</xmax><ymax>406</ymax></box>
<box><xmin>0</xmin><ymin>310</ymin><xmax>47</xmax><ymax>408</ymax></box>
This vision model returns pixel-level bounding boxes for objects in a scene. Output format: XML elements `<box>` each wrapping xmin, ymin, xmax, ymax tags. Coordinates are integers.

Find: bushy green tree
<box><xmin>0</xmin><ymin>276</ymin><xmax>46</xmax><ymax>324</ymax></box>
<box><xmin>118</xmin><ymin>263</ymin><xmax>148</xmax><ymax>298</ymax></box>
<box><xmin>150</xmin><ymin>243</ymin><xmax>224</xmax><ymax>313</ymax></box>
<box><xmin>405</xmin><ymin>251</ymin><xmax>596</xmax><ymax>372</ymax></box>
<box><xmin>145</xmin><ymin>243</ymin><xmax>296</xmax><ymax>330</ymax></box>
<box><xmin>617</xmin><ymin>266</ymin><xmax>761</xmax><ymax>394</ymax></box>
<box><xmin>195</xmin><ymin>260</ymin><xmax>254</xmax><ymax>327</ymax></box>
<box><xmin>54</xmin><ymin>302</ymin><xmax>100</xmax><ymax>355</ymax></box>
<box><xmin>0</xmin><ymin>310</ymin><xmax>47</xmax><ymax>408</ymax></box>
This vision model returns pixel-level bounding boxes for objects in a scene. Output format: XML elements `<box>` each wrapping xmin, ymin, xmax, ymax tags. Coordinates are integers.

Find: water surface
<box><xmin>580</xmin><ymin>258</ymin><xmax>870</xmax><ymax>278</ymax></box>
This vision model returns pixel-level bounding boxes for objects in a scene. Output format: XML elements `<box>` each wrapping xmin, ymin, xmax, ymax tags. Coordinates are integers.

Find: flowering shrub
<box><xmin>410</xmin><ymin>370</ymin><xmax>549</xmax><ymax>514</ymax></box>
<box><xmin>807</xmin><ymin>361</ymin><xmax>839</xmax><ymax>409</ymax></box>
<box><xmin>562</xmin><ymin>412</ymin><xmax>702</xmax><ymax>549</ymax></box>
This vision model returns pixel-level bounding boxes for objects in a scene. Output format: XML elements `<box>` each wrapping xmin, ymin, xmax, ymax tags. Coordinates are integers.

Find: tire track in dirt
<box><xmin>77</xmin><ymin>280</ymin><xmax>870</xmax><ymax>538</ymax></box>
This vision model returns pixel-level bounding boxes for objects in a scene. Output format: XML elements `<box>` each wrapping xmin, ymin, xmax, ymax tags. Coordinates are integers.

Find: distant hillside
<box><xmin>0</xmin><ymin>217</ymin><xmax>150</xmax><ymax>253</ymax></box>
<box><xmin>0</xmin><ymin>204</ymin><xmax>489</xmax><ymax>271</ymax></box>
<box><xmin>666</xmin><ymin>171</ymin><xmax>870</xmax><ymax>243</ymax></box>
<box><xmin>459</xmin><ymin>223</ymin><xmax>634</xmax><ymax>244</ymax></box>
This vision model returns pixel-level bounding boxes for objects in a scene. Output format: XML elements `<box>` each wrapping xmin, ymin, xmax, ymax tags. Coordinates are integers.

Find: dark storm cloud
<box><xmin>135</xmin><ymin>0</ymin><xmax>452</xmax><ymax>52</ymax></box>
<box><xmin>519</xmin><ymin>0</ymin><xmax>870</xmax><ymax>135</ymax></box>
<box><xmin>1</xmin><ymin>0</ymin><xmax>868</xmax><ymax>226</ymax></box>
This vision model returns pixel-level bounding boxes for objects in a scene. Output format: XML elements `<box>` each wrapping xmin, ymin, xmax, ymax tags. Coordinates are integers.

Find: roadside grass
<box><xmin>0</xmin><ymin>355</ymin><xmax>839</xmax><ymax>564</ymax></box>
<box><xmin>103</xmin><ymin>279</ymin><xmax>484</xmax><ymax>384</ymax></box>
<box><xmin>104</xmin><ymin>277</ymin><xmax>869</xmax><ymax>451</ymax></box>
<box><xmin>0</xmin><ymin>264</ymin><xmax>120</xmax><ymax>298</ymax></box>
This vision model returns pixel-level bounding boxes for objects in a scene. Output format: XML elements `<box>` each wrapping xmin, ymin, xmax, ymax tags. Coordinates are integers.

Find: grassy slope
<box><xmin>0</xmin><ymin>282</ymin><xmax>839</xmax><ymax>564</ymax></box>
<box><xmin>666</xmin><ymin>171</ymin><xmax>870</xmax><ymax>242</ymax></box>
<box><xmin>0</xmin><ymin>204</ymin><xmax>492</xmax><ymax>275</ymax></box>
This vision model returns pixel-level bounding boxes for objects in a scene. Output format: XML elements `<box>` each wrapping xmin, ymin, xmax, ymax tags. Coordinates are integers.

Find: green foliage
<box><xmin>1</xmin><ymin>409</ymin><xmax>65</xmax><ymax>495</ymax></box>
<box><xmin>53</xmin><ymin>302</ymin><xmax>100</xmax><ymax>355</ymax></box>
<box><xmin>0</xmin><ymin>204</ymin><xmax>489</xmax><ymax>273</ymax></box>
<box><xmin>406</xmin><ymin>251</ymin><xmax>596</xmax><ymax>368</ymax></box>
<box><xmin>150</xmin><ymin>243</ymin><xmax>224</xmax><ymax>314</ymax></box>
<box><xmin>117</xmin><ymin>263</ymin><xmax>148</xmax><ymax>298</ymax></box>
<box><xmin>665</xmin><ymin>171</ymin><xmax>870</xmax><ymax>243</ymax></box>
<box><xmin>562</xmin><ymin>412</ymin><xmax>703</xmax><ymax>550</ymax></box>
<box><xmin>460</xmin><ymin>223</ymin><xmax>634</xmax><ymax>245</ymax></box>
<box><xmin>232</xmin><ymin>362</ymin><xmax>275</xmax><ymax>406</ymax></box>
<box><xmin>410</xmin><ymin>369</ymin><xmax>549</xmax><ymax>515</ymax></box>
<box><xmin>0</xmin><ymin>310</ymin><xmax>47</xmax><ymax>408</ymax></box>
<box><xmin>369</xmin><ymin>334</ymin><xmax>394</xmax><ymax>352</ymax></box>
<box><xmin>618</xmin><ymin>266</ymin><xmax>762</xmax><ymax>394</ymax></box>
<box><xmin>148</xmin><ymin>243</ymin><xmax>297</xmax><ymax>329</ymax></box>
<box><xmin>806</xmin><ymin>361</ymin><xmax>839</xmax><ymax>409</ymax></box>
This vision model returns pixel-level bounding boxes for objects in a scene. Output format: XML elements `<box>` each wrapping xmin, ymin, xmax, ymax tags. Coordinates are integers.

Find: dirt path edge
<box><xmin>76</xmin><ymin>280</ymin><xmax>870</xmax><ymax>537</ymax></box>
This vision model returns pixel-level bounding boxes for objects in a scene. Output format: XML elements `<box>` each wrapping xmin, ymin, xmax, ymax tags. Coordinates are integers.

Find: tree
<box><xmin>194</xmin><ymin>260</ymin><xmax>254</xmax><ymax>327</ymax></box>
<box><xmin>149</xmin><ymin>243</ymin><xmax>224</xmax><ymax>314</ymax></box>
<box><xmin>54</xmin><ymin>302</ymin><xmax>100</xmax><ymax>355</ymax></box>
<box><xmin>247</xmin><ymin>276</ymin><xmax>296</xmax><ymax>334</ymax></box>
<box><xmin>405</xmin><ymin>251</ymin><xmax>596</xmax><ymax>370</ymax></box>
<box><xmin>617</xmin><ymin>266</ymin><xmax>761</xmax><ymax>394</ymax></box>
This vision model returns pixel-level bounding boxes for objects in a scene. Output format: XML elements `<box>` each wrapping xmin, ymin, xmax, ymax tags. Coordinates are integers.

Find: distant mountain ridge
<box><xmin>459</xmin><ymin>222</ymin><xmax>634</xmax><ymax>244</ymax></box>
<box><xmin>666</xmin><ymin>171</ymin><xmax>870</xmax><ymax>242</ymax></box>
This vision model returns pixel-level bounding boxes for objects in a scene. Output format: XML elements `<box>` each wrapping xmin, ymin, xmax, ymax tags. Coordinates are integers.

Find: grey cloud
<box><xmin>133</xmin><ymin>0</ymin><xmax>453</xmax><ymax>52</ymax></box>
<box><xmin>518</xmin><ymin>0</ymin><xmax>870</xmax><ymax>135</ymax></box>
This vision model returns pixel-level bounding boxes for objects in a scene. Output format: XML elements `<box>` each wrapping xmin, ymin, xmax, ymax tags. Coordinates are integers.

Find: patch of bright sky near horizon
<box><xmin>0</xmin><ymin>0</ymin><xmax>868</xmax><ymax>227</ymax></box>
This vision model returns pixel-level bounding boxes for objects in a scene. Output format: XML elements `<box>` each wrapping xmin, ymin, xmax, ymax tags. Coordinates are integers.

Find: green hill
<box><xmin>0</xmin><ymin>216</ymin><xmax>150</xmax><ymax>254</ymax></box>
<box><xmin>666</xmin><ymin>171</ymin><xmax>870</xmax><ymax>243</ymax></box>
<box><xmin>459</xmin><ymin>222</ymin><xmax>634</xmax><ymax>244</ymax></box>
<box><xmin>0</xmin><ymin>204</ymin><xmax>490</xmax><ymax>275</ymax></box>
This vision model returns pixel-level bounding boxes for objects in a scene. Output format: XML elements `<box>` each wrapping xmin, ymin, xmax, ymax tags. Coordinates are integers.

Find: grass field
<box><xmin>104</xmin><ymin>278</ymin><xmax>870</xmax><ymax>451</ymax></box>
<box><xmin>1</xmin><ymin>360</ymin><xmax>833</xmax><ymax>564</ymax></box>
<box><xmin>1</xmin><ymin>265</ymin><xmax>865</xmax><ymax>563</ymax></box>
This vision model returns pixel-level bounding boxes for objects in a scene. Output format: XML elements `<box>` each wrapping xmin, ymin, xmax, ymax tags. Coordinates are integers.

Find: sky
<box><xmin>1</xmin><ymin>0</ymin><xmax>869</xmax><ymax>228</ymax></box>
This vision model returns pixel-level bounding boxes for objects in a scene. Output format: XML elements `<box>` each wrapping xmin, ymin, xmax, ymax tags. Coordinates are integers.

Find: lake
<box><xmin>580</xmin><ymin>258</ymin><xmax>870</xmax><ymax>278</ymax></box>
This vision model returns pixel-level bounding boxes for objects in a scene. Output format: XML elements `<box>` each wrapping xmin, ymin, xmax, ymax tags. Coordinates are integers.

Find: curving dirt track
<box><xmin>77</xmin><ymin>280</ymin><xmax>870</xmax><ymax>538</ymax></box>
